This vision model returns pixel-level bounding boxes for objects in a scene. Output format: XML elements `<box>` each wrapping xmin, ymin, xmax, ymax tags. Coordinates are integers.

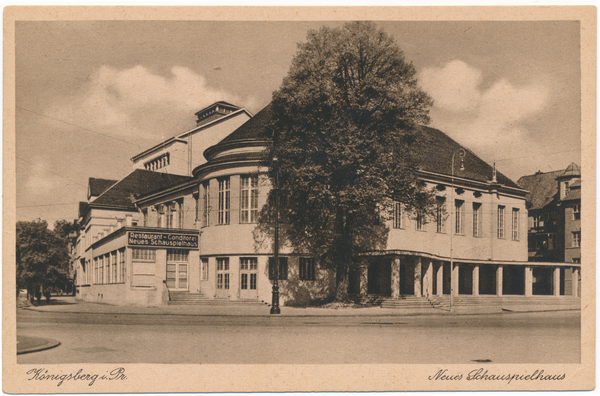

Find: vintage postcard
<box><xmin>3</xmin><ymin>6</ymin><xmax>595</xmax><ymax>393</ymax></box>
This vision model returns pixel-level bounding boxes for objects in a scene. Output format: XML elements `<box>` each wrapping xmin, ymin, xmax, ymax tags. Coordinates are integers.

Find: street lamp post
<box><xmin>449</xmin><ymin>149</ymin><xmax>465</xmax><ymax>313</ymax></box>
<box><xmin>270</xmin><ymin>157</ymin><xmax>281</xmax><ymax>314</ymax></box>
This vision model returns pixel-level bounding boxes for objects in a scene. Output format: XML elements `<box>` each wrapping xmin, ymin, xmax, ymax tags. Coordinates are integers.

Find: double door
<box><xmin>240</xmin><ymin>258</ymin><xmax>258</xmax><ymax>299</ymax></box>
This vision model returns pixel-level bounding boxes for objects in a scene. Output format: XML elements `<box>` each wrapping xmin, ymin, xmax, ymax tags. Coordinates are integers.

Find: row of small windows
<box><xmin>88</xmin><ymin>249</ymin><xmax>126</xmax><ymax>285</ymax></box>
<box><xmin>200</xmin><ymin>175</ymin><xmax>259</xmax><ymax>227</ymax></box>
<box><xmin>393</xmin><ymin>200</ymin><xmax>521</xmax><ymax>241</ymax></box>
<box><xmin>144</xmin><ymin>153</ymin><xmax>170</xmax><ymax>171</ymax></box>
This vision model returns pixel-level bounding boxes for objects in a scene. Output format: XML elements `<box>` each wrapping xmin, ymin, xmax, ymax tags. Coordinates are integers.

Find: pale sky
<box><xmin>15</xmin><ymin>20</ymin><xmax>581</xmax><ymax>225</ymax></box>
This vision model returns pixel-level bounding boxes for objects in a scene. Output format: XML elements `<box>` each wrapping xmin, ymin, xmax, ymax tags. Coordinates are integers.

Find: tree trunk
<box><xmin>335</xmin><ymin>261</ymin><xmax>350</xmax><ymax>302</ymax></box>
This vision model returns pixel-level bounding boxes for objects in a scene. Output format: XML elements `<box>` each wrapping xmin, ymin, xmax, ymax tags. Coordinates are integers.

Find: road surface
<box><xmin>16</xmin><ymin>308</ymin><xmax>580</xmax><ymax>364</ymax></box>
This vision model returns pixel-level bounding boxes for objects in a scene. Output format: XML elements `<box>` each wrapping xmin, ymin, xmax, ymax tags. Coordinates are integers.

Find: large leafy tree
<box><xmin>259</xmin><ymin>21</ymin><xmax>436</xmax><ymax>301</ymax></box>
<box><xmin>16</xmin><ymin>219</ymin><xmax>71</xmax><ymax>303</ymax></box>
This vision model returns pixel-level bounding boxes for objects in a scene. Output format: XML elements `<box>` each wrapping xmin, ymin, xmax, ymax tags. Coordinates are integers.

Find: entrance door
<box><xmin>166</xmin><ymin>250</ymin><xmax>189</xmax><ymax>290</ymax></box>
<box><xmin>166</xmin><ymin>263</ymin><xmax>188</xmax><ymax>290</ymax></box>
<box><xmin>239</xmin><ymin>257</ymin><xmax>258</xmax><ymax>299</ymax></box>
<box><xmin>216</xmin><ymin>257</ymin><xmax>230</xmax><ymax>298</ymax></box>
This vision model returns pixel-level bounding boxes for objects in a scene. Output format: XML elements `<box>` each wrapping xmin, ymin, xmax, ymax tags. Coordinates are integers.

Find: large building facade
<box><xmin>73</xmin><ymin>102</ymin><xmax>581</xmax><ymax>307</ymax></box>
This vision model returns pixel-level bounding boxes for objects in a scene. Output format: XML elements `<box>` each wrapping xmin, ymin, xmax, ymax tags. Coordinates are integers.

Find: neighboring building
<box><xmin>518</xmin><ymin>163</ymin><xmax>581</xmax><ymax>296</ymax></box>
<box><xmin>73</xmin><ymin>102</ymin><xmax>581</xmax><ymax>306</ymax></box>
<box><xmin>517</xmin><ymin>163</ymin><xmax>581</xmax><ymax>264</ymax></box>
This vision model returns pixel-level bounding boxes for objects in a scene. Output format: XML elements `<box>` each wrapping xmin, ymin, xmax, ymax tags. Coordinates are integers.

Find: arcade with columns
<box><xmin>352</xmin><ymin>252</ymin><xmax>580</xmax><ymax>300</ymax></box>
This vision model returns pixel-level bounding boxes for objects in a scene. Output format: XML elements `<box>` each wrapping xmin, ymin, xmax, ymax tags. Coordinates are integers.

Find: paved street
<box><xmin>17</xmin><ymin>306</ymin><xmax>580</xmax><ymax>364</ymax></box>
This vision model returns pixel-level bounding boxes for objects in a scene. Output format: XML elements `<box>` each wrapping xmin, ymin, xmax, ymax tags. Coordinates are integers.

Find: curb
<box><xmin>17</xmin><ymin>336</ymin><xmax>61</xmax><ymax>355</ymax></box>
<box><xmin>21</xmin><ymin>305</ymin><xmax>580</xmax><ymax>318</ymax></box>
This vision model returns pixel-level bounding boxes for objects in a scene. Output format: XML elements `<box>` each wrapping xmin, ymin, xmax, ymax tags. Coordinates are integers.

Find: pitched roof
<box><xmin>562</xmin><ymin>188</ymin><xmax>581</xmax><ymax>202</ymax></box>
<box><xmin>91</xmin><ymin>170</ymin><xmax>194</xmax><ymax>209</ymax></box>
<box><xmin>561</xmin><ymin>162</ymin><xmax>581</xmax><ymax>178</ymax></box>
<box><xmin>211</xmin><ymin>103</ymin><xmax>520</xmax><ymax>189</ymax></box>
<box><xmin>217</xmin><ymin>103</ymin><xmax>272</xmax><ymax>145</ymax></box>
<box><xmin>517</xmin><ymin>170</ymin><xmax>562</xmax><ymax>211</ymax></box>
<box><xmin>416</xmin><ymin>126</ymin><xmax>519</xmax><ymax>188</ymax></box>
<box><xmin>88</xmin><ymin>178</ymin><xmax>117</xmax><ymax>197</ymax></box>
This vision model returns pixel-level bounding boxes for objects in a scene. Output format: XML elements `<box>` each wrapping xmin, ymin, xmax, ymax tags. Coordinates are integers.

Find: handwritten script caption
<box><xmin>27</xmin><ymin>367</ymin><xmax>126</xmax><ymax>387</ymax></box>
<box><xmin>429</xmin><ymin>368</ymin><xmax>566</xmax><ymax>384</ymax></box>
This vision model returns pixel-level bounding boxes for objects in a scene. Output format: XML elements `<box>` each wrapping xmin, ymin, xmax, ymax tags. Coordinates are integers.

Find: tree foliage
<box><xmin>258</xmin><ymin>21</ymin><xmax>436</xmax><ymax>301</ymax></box>
<box><xmin>16</xmin><ymin>219</ymin><xmax>72</xmax><ymax>303</ymax></box>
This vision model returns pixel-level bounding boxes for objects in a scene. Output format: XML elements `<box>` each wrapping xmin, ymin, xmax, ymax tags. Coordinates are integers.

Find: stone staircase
<box><xmin>381</xmin><ymin>295</ymin><xmax>580</xmax><ymax>312</ymax></box>
<box><xmin>168</xmin><ymin>291</ymin><xmax>268</xmax><ymax>306</ymax></box>
<box><xmin>380</xmin><ymin>295</ymin><xmax>440</xmax><ymax>310</ymax></box>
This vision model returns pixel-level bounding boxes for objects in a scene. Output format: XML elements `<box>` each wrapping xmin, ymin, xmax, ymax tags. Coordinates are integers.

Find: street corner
<box><xmin>17</xmin><ymin>335</ymin><xmax>61</xmax><ymax>355</ymax></box>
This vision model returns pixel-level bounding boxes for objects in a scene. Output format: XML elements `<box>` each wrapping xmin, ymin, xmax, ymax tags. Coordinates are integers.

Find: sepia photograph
<box><xmin>4</xmin><ymin>6</ymin><xmax>595</xmax><ymax>393</ymax></box>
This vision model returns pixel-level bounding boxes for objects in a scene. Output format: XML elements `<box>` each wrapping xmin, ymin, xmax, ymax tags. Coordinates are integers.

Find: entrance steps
<box><xmin>380</xmin><ymin>296</ymin><xmax>438</xmax><ymax>310</ymax></box>
<box><xmin>168</xmin><ymin>291</ymin><xmax>267</xmax><ymax>306</ymax></box>
<box><xmin>381</xmin><ymin>295</ymin><xmax>580</xmax><ymax>312</ymax></box>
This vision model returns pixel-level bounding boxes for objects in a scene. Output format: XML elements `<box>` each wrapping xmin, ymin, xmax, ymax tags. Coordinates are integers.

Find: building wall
<box><xmin>386</xmin><ymin>184</ymin><xmax>528</xmax><ymax>262</ymax></box>
<box><xmin>564</xmin><ymin>202</ymin><xmax>581</xmax><ymax>263</ymax></box>
<box><xmin>131</xmin><ymin>112</ymin><xmax>251</xmax><ymax>176</ymax></box>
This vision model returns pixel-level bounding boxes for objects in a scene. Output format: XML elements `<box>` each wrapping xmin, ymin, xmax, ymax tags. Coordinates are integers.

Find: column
<box><xmin>424</xmin><ymin>259</ymin><xmax>433</xmax><ymax>297</ymax></box>
<box><xmin>572</xmin><ymin>267</ymin><xmax>580</xmax><ymax>297</ymax></box>
<box><xmin>496</xmin><ymin>265</ymin><xmax>503</xmax><ymax>296</ymax></box>
<box><xmin>553</xmin><ymin>267</ymin><xmax>561</xmax><ymax>296</ymax></box>
<box><xmin>414</xmin><ymin>257</ymin><xmax>422</xmax><ymax>297</ymax></box>
<box><xmin>524</xmin><ymin>266</ymin><xmax>533</xmax><ymax>297</ymax></box>
<box><xmin>436</xmin><ymin>262</ymin><xmax>444</xmax><ymax>296</ymax></box>
<box><xmin>391</xmin><ymin>258</ymin><xmax>400</xmax><ymax>299</ymax></box>
<box><xmin>451</xmin><ymin>263</ymin><xmax>459</xmax><ymax>296</ymax></box>
<box><xmin>359</xmin><ymin>261</ymin><xmax>369</xmax><ymax>298</ymax></box>
<box><xmin>472</xmin><ymin>265</ymin><xmax>480</xmax><ymax>296</ymax></box>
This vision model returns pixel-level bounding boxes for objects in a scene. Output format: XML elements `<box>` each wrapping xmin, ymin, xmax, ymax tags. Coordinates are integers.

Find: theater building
<box><xmin>73</xmin><ymin>102</ymin><xmax>581</xmax><ymax>307</ymax></box>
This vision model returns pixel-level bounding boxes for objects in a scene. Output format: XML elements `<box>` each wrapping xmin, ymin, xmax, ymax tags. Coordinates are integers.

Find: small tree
<box><xmin>16</xmin><ymin>219</ymin><xmax>71</xmax><ymax>304</ymax></box>
<box><xmin>258</xmin><ymin>22</ymin><xmax>436</xmax><ymax>302</ymax></box>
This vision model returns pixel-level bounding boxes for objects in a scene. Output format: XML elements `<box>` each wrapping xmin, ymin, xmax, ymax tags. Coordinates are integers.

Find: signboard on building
<box><xmin>128</xmin><ymin>232</ymin><xmax>198</xmax><ymax>249</ymax></box>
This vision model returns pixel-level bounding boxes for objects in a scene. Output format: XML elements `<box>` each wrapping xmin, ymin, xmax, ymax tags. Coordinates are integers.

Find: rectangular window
<box><xmin>268</xmin><ymin>257</ymin><xmax>288</xmax><ymax>280</ymax></box>
<box><xmin>94</xmin><ymin>257</ymin><xmax>98</xmax><ymax>285</ymax></box>
<box><xmin>202</xmin><ymin>182</ymin><xmax>210</xmax><ymax>227</ymax></box>
<box><xmin>572</xmin><ymin>231</ymin><xmax>581</xmax><ymax>248</ymax></box>
<box><xmin>533</xmin><ymin>214</ymin><xmax>544</xmax><ymax>228</ymax></box>
<box><xmin>240</xmin><ymin>257</ymin><xmax>258</xmax><ymax>271</ymax></box>
<box><xmin>98</xmin><ymin>256</ymin><xmax>103</xmax><ymax>285</ymax></box>
<box><xmin>573</xmin><ymin>204</ymin><xmax>580</xmax><ymax>220</ymax></box>
<box><xmin>416</xmin><ymin>212</ymin><xmax>424</xmax><ymax>231</ymax></box>
<box><xmin>201</xmin><ymin>258</ymin><xmax>209</xmax><ymax>281</ymax></box>
<box><xmin>166</xmin><ymin>202</ymin><xmax>176</xmax><ymax>229</ymax></box>
<box><xmin>512</xmin><ymin>208</ymin><xmax>520</xmax><ymax>241</ymax></box>
<box><xmin>216</xmin><ymin>258</ymin><xmax>230</xmax><ymax>290</ymax></box>
<box><xmin>132</xmin><ymin>248</ymin><xmax>156</xmax><ymax>261</ymax></box>
<box><xmin>218</xmin><ymin>178</ymin><xmax>230</xmax><ymax>225</ymax></box>
<box><xmin>436</xmin><ymin>198</ymin><xmax>445</xmax><ymax>233</ymax></box>
<box><xmin>142</xmin><ymin>209</ymin><xmax>148</xmax><ymax>227</ymax></box>
<box><xmin>104</xmin><ymin>254</ymin><xmax>110</xmax><ymax>284</ymax></box>
<box><xmin>178</xmin><ymin>201</ymin><xmax>184</xmax><ymax>229</ymax></box>
<box><xmin>497</xmin><ymin>206</ymin><xmax>505</xmax><ymax>239</ymax></box>
<box><xmin>299</xmin><ymin>258</ymin><xmax>316</xmax><ymax>281</ymax></box>
<box><xmin>454</xmin><ymin>200</ymin><xmax>464</xmax><ymax>235</ymax></box>
<box><xmin>157</xmin><ymin>205</ymin><xmax>165</xmax><ymax>228</ymax></box>
<box><xmin>111</xmin><ymin>251</ymin><xmax>117</xmax><ymax>283</ymax></box>
<box><xmin>473</xmin><ymin>203</ymin><xmax>482</xmax><ymax>237</ymax></box>
<box><xmin>240</xmin><ymin>175</ymin><xmax>259</xmax><ymax>223</ymax></box>
<box><xmin>167</xmin><ymin>249</ymin><xmax>188</xmax><ymax>262</ymax></box>
<box><xmin>119</xmin><ymin>248</ymin><xmax>126</xmax><ymax>283</ymax></box>
<box><xmin>393</xmin><ymin>202</ymin><xmax>403</xmax><ymax>229</ymax></box>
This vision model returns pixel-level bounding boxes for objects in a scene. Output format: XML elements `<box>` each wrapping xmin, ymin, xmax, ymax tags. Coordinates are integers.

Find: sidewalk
<box><xmin>20</xmin><ymin>296</ymin><xmax>580</xmax><ymax>317</ymax></box>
